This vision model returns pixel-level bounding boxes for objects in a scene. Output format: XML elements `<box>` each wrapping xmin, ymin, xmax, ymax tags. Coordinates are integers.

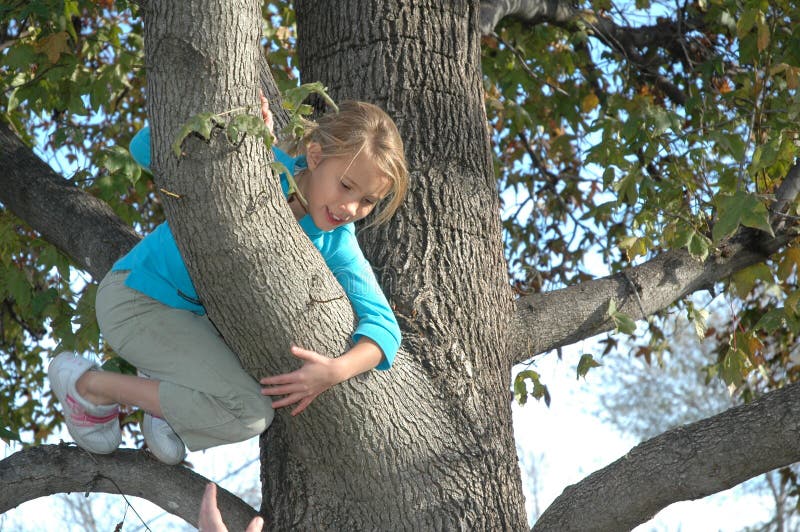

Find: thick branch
<box><xmin>510</xmin><ymin>162</ymin><xmax>800</xmax><ymax>364</ymax></box>
<box><xmin>533</xmin><ymin>378</ymin><xmax>800</xmax><ymax>530</ymax></box>
<box><xmin>480</xmin><ymin>0</ymin><xmax>693</xmax><ymax>104</ymax></box>
<box><xmin>0</xmin><ymin>445</ymin><xmax>258</xmax><ymax>530</ymax></box>
<box><xmin>0</xmin><ymin>121</ymin><xmax>140</xmax><ymax>280</ymax></box>
<box><xmin>479</xmin><ymin>0</ymin><xmax>575</xmax><ymax>34</ymax></box>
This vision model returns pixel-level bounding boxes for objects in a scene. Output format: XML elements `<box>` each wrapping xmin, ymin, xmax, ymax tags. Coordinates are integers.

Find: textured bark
<box><xmin>0</xmin><ymin>445</ymin><xmax>259</xmax><ymax>530</ymax></box>
<box><xmin>534</xmin><ymin>380</ymin><xmax>800</xmax><ymax>530</ymax></box>
<box><xmin>0</xmin><ymin>121</ymin><xmax>140</xmax><ymax>280</ymax></box>
<box><xmin>512</xmin><ymin>232</ymin><xmax>795</xmax><ymax>363</ymax></box>
<box><xmin>279</xmin><ymin>1</ymin><xmax>527</xmax><ymax>529</ymax></box>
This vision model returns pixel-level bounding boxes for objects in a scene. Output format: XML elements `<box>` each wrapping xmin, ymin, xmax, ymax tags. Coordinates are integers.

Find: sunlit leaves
<box><xmin>513</xmin><ymin>369</ymin><xmax>551</xmax><ymax>406</ymax></box>
<box><xmin>712</xmin><ymin>191</ymin><xmax>773</xmax><ymax>242</ymax></box>
<box><xmin>607</xmin><ymin>299</ymin><xmax>637</xmax><ymax>335</ymax></box>
<box><xmin>577</xmin><ymin>353</ymin><xmax>602</xmax><ymax>379</ymax></box>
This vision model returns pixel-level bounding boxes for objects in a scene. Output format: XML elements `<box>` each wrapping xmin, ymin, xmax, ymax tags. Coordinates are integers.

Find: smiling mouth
<box><xmin>326</xmin><ymin>208</ymin><xmax>346</xmax><ymax>225</ymax></box>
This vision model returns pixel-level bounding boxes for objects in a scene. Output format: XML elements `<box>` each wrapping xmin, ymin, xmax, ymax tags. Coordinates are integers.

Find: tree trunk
<box><xmin>256</xmin><ymin>0</ymin><xmax>528</xmax><ymax>529</ymax></box>
<box><xmin>142</xmin><ymin>0</ymin><xmax>526</xmax><ymax>529</ymax></box>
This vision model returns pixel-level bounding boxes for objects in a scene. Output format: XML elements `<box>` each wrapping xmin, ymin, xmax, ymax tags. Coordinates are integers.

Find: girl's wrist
<box><xmin>329</xmin><ymin>356</ymin><xmax>351</xmax><ymax>385</ymax></box>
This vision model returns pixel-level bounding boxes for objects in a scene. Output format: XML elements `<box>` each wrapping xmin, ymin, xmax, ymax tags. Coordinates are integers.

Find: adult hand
<box><xmin>258</xmin><ymin>89</ymin><xmax>274</xmax><ymax>137</ymax></box>
<box><xmin>198</xmin><ymin>483</ymin><xmax>263</xmax><ymax>532</ymax></box>
<box><xmin>260</xmin><ymin>345</ymin><xmax>343</xmax><ymax>416</ymax></box>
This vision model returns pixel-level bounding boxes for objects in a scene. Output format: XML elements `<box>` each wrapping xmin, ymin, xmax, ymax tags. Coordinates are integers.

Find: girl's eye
<box><xmin>340</xmin><ymin>181</ymin><xmax>351</xmax><ymax>190</ymax></box>
<box><xmin>362</xmin><ymin>198</ymin><xmax>375</xmax><ymax>205</ymax></box>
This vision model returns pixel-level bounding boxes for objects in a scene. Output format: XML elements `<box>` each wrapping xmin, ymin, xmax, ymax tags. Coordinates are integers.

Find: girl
<box><xmin>48</xmin><ymin>97</ymin><xmax>407</xmax><ymax>464</ymax></box>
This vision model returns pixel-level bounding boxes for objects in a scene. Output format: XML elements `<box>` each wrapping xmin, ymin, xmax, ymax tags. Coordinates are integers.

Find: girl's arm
<box><xmin>260</xmin><ymin>338</ymin><xmax>383</xmax><ymax>416</ymax></box>
<box><xmin>262</xmin><ymin>229</ymin><xmax>402</xmax><ymax>415</ymax></box>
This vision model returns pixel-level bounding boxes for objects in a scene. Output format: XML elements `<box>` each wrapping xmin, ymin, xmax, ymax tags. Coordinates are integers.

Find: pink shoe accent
<box><xmin>66</xmin><ymin>394</ymin><xmax>120</xmax><ymax>427</ymax></box>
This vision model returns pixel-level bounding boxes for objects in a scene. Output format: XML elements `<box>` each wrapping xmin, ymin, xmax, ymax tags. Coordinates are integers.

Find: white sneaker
<box><xmin>48</xmin><ymin>352</ymin><xmax>121</xmax><ymax>454</ymax></box>
<box><xmin>142</xmin><ymin>413</ymin><xmax>186</xmax><ymax>465</ymax></box>
<box><xmin>137</xmin><ymin>369</ymin><xmax>186</xmax><ymax>465</ymax></box>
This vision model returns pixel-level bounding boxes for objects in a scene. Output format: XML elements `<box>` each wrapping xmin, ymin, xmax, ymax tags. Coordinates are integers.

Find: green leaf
<box><xmin>101</xmin><ymin>356</ymin><xmax>137</xmax><ymax>375</ymax></box>
<box><xmin>614</xmin><ymin>170</ymin><xmax>639</xmax><ymax>206</ymax></box>
<box><xmin>720</xmin><ymin>347</ymin><xmax>749</xmax><ymax>387</ymax></box>
<box><xmin>606</xmin><ymin>298</ymin><xmax>637</xmax><ymax>335</ymax></box>
<box><xmin>713</xmin><ymin>191</ymin><xmax>773</xmax><ymax>242</ymax></box>
<box><xmin>226</xmin><ymin>113</ymin><xmax>272</xmax><ymax>147</ymax></box>
<box><xmin>3</xmin><ymin>44</ymin><xmax>37</xmax><ymax>70</ymax></box>
<box><xmin>172</xmin><ymin>112</ymin><xmax>219</xmax><ymax>158</ymax></box>
<box><xmin>577</xmin><ymin>353</ymin><xmax>602</xmax><ymax>379</ymax></box>
<box><xmin>0</xmin><ymin>425</ymin><xmax>21</xmax><ymax>443</ymax></box>
<box><xmin>730</xmin><ymin>262</ymin><xmax>772</xmax><ymax>298</ymax></box>
<box><xmin>688</xmin><ymin>231</ymin><xmax>710</xmax><ymax>262</ymax></box>
<box><xmin>268</xmin><ymin>160</ymin><xmax>291</xmax><ymax>178</ymax></box>
<box><xmin>514</xmin><ymin>369</ymin><xmax>551</xmax><ymax>406</ymax></box>
<box><xmin>103</xmin><ymin>145</ymin><xmax>142</xmax><ymax>185</ymax></box>
<box><xmin>690</xmin><ymin>307</ymin><xmax>710</xmax><ymax>340</ymax></box>
<box><xmin>282</xmin><ymin>81</ymin><xmax>338</xmax><ymax>113</ymax></box>
<box><xmin>755</xmin><ymin>308</ymin><xmax>785</xmax><ymax>334</ymax></box>
<box><xmin>31</xmin><ymin>287</ymin><xmax>58</xmax><ymax>315</ymax></box>
<box><xmin>737</xmin><ymin>8</ymin><xmax>758</xmax><ymax>39</ymax></box>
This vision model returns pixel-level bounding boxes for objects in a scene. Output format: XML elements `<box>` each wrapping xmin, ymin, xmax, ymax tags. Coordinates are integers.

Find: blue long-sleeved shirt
<box><xmin>112</xmin><ymin>127</ymin><xmax>400</xmax><ymax>369</ymax></box>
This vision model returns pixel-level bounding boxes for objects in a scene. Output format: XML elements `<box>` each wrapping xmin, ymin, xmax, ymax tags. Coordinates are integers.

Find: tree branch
<box><xmin>480</xmin><ymin>0</ymin><xmax>704</xmax><ymax>104</ymax></box>
<box><xmin>509</xmin><ymin>161</ymin><xmax>800</xmax><ymax>364</ymax></box>
<box><xmin>0</xmin><ymin>121</ymin><xmax>141</xmax><ymax>280</ymax></box>
<box><xmin>0</xmin><ymin>56</ymin><xmax>284</xmax><ymax>281</ymax></box>
<box><xmin>533</xmin><ymin>378</ymin><xmax>800</xmax><ymax>530</ymax></box>
<box><xmin>0</xmin><ymin>445</ymin><xmax>259</xmax><ymax>530</ymax></box>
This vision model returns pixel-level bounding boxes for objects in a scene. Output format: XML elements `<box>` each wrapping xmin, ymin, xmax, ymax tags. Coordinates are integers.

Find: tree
<box><xmin>2</xmin><ymin>0</ymin><xmax>800</xmax><ymax>530</ymax></box>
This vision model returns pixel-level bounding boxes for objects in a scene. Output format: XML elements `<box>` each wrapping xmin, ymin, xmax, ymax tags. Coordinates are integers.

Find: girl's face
<box><xmin>302</xmin><ymin>142</ymin><xmax>392</xmax><ymax>231</ymax></box>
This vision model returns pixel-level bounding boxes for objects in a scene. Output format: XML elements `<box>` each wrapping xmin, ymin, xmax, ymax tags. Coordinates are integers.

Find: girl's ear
<box><xmin>306</xmin><ymin>142</ymin><xmax>323</xmax><ymax>170</ymax></box>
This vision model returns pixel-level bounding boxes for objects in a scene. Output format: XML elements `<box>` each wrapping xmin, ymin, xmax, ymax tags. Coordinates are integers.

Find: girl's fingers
<box><xmin>261</xmin><ymin>384</ymin><xmax>305</xmax><ymax>396</ymax></box>
<box><xmin>291</xmin><ymin>396</ymin><xmax>315</xmax><ymax>416</ymax></box>
<box><xmin>271</xmin><ymin>393</ymin><xmax>303</xmax><ymax>409</ymax></box>
<box><xmin>290</xmin><ymin>345</ymin><xmax>321</xmax><ymax>360</ymax></box>
<box><xmin>260</xmin><ymin>372</ymin><xmax>298</xmax><ymax>385</ymax></box>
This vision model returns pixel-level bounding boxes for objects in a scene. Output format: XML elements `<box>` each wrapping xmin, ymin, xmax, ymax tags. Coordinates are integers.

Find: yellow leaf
<box><xmin>276</xmin><ymin>26</ymin><xmax>291</xmax><ymax>41</ymax></box>
<box><xmin>777</xmin><ymin>247</ymin><xmax>800</xmax><ymax>280</ymax></box>
<box><xmin>36</xmin><ymin>31</ymin><xmax>70</xmax><ymax>64</ymax></box>
<box><xmin>581</xmin><ymin>92</ymin><xmax>599</xmax><ymax>113</ymax></box>
<box><xmin>788</xmin><ymin>67</ymin><xmax>799</xmax><ymax>90</ymax></box>
<box><xmin>786</xmin><ymin>290</ymin><xmax>800</xmax><ymax>316</ymax></box>
<box><xmin>757</xmin><ymin>19</ymin><xmax>770</xmax><ymax>52</ymax></box>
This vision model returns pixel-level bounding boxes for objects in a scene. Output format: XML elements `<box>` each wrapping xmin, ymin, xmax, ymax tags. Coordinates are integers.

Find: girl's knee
<box><xmin>236</xmin><ymin>394</ymin><xmax>274</xmax><ymax>438</ymax></box>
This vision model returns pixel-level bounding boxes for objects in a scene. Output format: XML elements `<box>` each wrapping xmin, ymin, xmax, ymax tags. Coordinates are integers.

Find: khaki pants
<box><xmin>96</xmin><ymin>270</ymin><xmax>273</xmax><ymax>451</ymax></box>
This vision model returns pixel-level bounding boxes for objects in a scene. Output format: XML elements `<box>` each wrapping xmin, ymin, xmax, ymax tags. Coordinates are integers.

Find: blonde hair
<box><xmin>286</xmin><ymin>101</ymin><xmax>408</xmax><ymax>227</ymax></box>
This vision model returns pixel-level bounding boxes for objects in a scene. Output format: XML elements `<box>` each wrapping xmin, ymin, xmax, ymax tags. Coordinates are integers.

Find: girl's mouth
<box><xmin>326</xmin><ymin>207</ymin><xmax>344</xmax><ymax>226</ymax></box>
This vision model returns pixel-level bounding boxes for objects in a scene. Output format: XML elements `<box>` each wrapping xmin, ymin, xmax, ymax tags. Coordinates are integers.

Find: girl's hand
<box><xmin>260</xmin><ymin>345</ymin><xmax>343</xmax><ymax>416</ymax></box>
<box><xmin>259</xmin><ymin>89</ymin><xmax>274</xmax><ymax>136</ymax></box>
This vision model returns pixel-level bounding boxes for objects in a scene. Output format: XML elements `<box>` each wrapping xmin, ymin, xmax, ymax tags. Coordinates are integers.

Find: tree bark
<box><xmin>270</xmin><ymin>0</ymin><xmax>528</xmax><ymax>529</ymax></box>
<box><xmin>142</xmin><ymin>1</ymin><xmax>520</xmax><ymax>530</ymax></box>
<box><xmin>0</xmin><ymin>445</ymin><xmax>258</xmax><ymax>530</ymax></box>
<box><xmin>534</xmin><ymin>379</ymin><xmax>800</xmax><ymax>531</ymax></box>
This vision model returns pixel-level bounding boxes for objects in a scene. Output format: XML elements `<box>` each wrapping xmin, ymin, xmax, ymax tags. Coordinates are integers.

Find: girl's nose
<box><xmin>342</xmin><ymin>201</ymin><xmax>358</xmax><ymax>217</ymax></box>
